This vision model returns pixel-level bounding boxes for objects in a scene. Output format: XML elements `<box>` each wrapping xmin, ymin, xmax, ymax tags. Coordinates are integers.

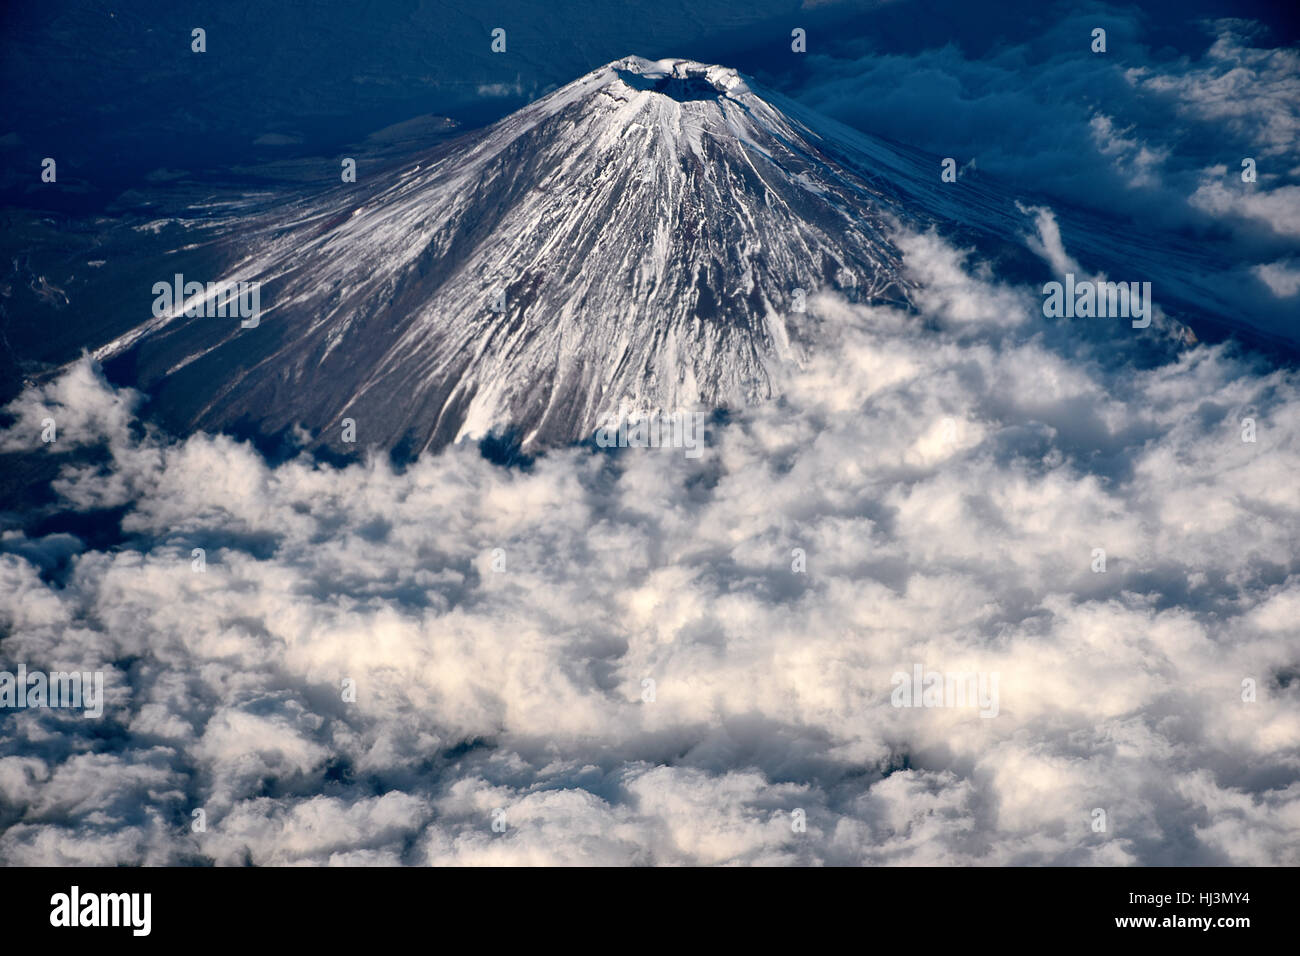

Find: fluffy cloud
<box><xmin>1125</xmin><ymin>23</ymin><xmax>1300</xmax><ymax>159</ymax></box>
<box><xmin>0</xmin><ymin>360</ymin><xmax>139</xmax><ymax>453</ymax></box>
<box><xmin>1</xmin><ymin>222</ymin><xmax>1297</xmax><ymax>866</ymax></box>
<box><xmin>1190</xmin><ymin>175</ymin><xmax>1300</xmax><ymax>238</ymax></box>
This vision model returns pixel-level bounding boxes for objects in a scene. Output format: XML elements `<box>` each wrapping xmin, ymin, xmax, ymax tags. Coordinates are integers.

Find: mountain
<box><xmin>90</xmin><ymin>56</ymin><xmax>923</xmax><ymax>456</ymax></box>
<box><xmin>74</xmin><ymin>55</ymin><xmax>1259</xmax><ymax>459</ymax></box>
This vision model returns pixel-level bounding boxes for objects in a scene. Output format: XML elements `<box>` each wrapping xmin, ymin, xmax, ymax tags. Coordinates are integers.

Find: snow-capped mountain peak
<box><xmin>96</xmin><ymin>57</ymin><xmax>915</xmax><ymax>454</ymax></box>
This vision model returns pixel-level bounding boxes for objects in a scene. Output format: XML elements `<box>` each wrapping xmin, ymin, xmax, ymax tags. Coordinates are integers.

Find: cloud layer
<box><xmin>2</xmin><ymin>223</ymin><xmax>1298</xmax><ymax>865</ymax></box>
<box><xmin>790</xmin><ymin>15</ymin><xmax>1300</xmax><ymax>336</ymax></box>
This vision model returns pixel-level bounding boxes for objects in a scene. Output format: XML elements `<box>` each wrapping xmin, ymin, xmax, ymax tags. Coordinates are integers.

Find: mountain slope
<box><xmin>94</xmin><ymin>56</ymin><xmax>918</xmax><ymax>455</ymax></box>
